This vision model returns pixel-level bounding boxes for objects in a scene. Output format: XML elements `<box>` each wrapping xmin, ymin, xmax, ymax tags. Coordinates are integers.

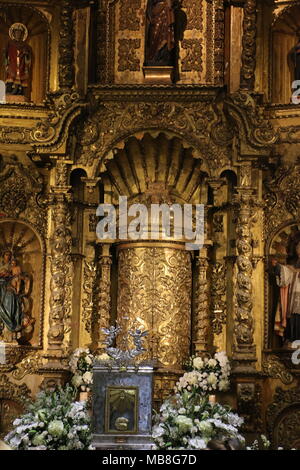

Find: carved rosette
<box><xmin>232</xmin><ymin>190</ymin><xmax>257</xmax><ymax>370</ymax></box>
<box><xmin>48</xmin><ymin>181</ymin><xmax>73</xmax><ymax>352</ymax></box>
<box><xmin>240</xmin><ymin>0</ymin><xmax>257</xmax><ymax>90</ymax></box>
<box><xmin>194</xmin><ymin>257</ymin><xmax>210</xmax><ymax>352</ymax></box>
<box><xmin>97</xmin><ymin>251</ymin><xmax>112</xmax><ymax>352</ymax></box>
<box><xmin>59</xmin><ymin>0</ymin><xmax>75</xmax><ymax>90</ymax></box>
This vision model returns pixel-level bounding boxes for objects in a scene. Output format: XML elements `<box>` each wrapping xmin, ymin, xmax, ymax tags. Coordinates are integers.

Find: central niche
<box><xmin>99</xmin><ymin>132</ymin><xmax>205</xmax><ymax>371</ymax></box>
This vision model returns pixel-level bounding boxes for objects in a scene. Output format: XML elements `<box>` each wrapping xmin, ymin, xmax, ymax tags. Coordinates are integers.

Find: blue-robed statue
<box><xmin>0</xmin><ymin>251</ymin><xmax>23</xmax><ymax>333</ymax></box>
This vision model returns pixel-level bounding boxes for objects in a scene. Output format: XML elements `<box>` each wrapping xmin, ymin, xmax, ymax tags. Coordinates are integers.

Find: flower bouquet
<box><xmin>176</xmin><ymin>351</ymin><xmax>231</xmax><ymax>396</ymax></box>
<box><xmin>153</xmin><ymin>392</ymin><xmax>244</xmax><ymax>450</ymax></box>
<box><xmin>69</xmin><ymin>348</ymin><xmax>94</xmax><ymax>391</ymax></box>
<box><xmin>5</xmin><ymin>386</ymin><xmax>92</xmax><ymax>450</ymax></box>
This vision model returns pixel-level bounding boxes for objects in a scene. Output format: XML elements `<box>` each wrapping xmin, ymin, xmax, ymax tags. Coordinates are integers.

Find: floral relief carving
<box><xmin>119</xmin><ymin>0</ymin><xmax>141</xmax><ymax>31</ymax></box>
<box><xmin>118</xmin><ymin>39</ymin><xmax>141</xmax><ymax>72</ymax></box>
<box><xmin>117</xmin><ymin>247</ymin><xmax>192</xmax><ymax>369</ymax></box>
<box><xmin>181</xmin><ymin>39</ymin><xmax>203</xmax><ymax>73</ymax></box>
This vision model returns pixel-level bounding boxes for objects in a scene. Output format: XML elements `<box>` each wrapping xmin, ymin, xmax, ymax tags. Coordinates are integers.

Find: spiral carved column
<box><xmin>232</xmin><ymin>189</ymin><xmax>257</xmax><ymax>372</ymax></box>
<box><xmin>48</xmin><ymin>162</ymin><xmax>73</xmax><ymax>354</ymax></box>
<box><xmin>194</xmin><ymin>254</ymin><xmax>210</xmax><ymax>354</ymax></box>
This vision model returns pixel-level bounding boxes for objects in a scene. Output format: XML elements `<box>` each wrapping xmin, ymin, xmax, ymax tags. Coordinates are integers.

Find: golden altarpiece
<box><xmin>0</xmin><ymin>0</ymin><xmax>299</xmax><ymax>449</ymax></box>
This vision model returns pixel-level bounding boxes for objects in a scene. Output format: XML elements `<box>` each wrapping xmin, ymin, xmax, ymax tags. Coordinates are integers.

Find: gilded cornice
<box><xmin>89</xmin><ymin>84</ymin><xmax>221</xmax><ymax>102</ymax></box>
<box><xmin>0</xmin><ymin>93</ymin><xmax>88</xmax><ymax>157</ymax></box>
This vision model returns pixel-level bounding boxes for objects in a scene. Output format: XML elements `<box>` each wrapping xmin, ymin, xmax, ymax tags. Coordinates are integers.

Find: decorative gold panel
<box><xmin>117</xmin><ymin>244</ymin><xmax>192</xmax><ymax>370</ymax></box>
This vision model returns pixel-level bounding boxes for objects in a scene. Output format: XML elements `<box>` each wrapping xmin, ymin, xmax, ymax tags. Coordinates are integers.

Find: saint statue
<box><xmin>145</xmin><ymin>0</ymin><xmax>176</xmax><ymax>66</ymax></box>
<box><xmin>272</xmin><ymin>234</ymin><xmax>300</xmax><ymax>346</ymax></box>
<box><xmin>0</xmin><ymin>251</ymin><xmax>23</xmax><ymax>334</ymax></box>
<box><xmin>4</xmin><ymin>23</ymin><xmax>32</xmax><ymax>96</ymax></box>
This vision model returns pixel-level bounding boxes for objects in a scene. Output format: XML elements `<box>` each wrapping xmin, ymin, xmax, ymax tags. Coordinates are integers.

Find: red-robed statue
<box><xmin>145</xmin><ymin>0</ymin><xmax>176</xmax><ymax>66</ymax></box>
<box><xmin>5</xmin><ymin>23</ymin><xmax>32</xmax><ymax>96</ymax></box>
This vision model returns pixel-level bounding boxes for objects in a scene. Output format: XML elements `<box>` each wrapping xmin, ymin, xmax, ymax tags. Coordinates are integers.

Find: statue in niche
<box><xmin>145</xmin><ymin>0</ymin><xmax>176</xmax><ymax>66</ymax></box>
<box><xmin>272</xmin><ymin>231</ymin><xmax>300</xmax><ymax>347</ymax></box>
<box><xmin>0</xmin><ymin>250</ymin><xmax>33</xmax><ymax>343</ymax></box>
<box><xmin>4</xmin><ymin>23</ymin><xmax>32</xmax><ymax>96</ymax></box>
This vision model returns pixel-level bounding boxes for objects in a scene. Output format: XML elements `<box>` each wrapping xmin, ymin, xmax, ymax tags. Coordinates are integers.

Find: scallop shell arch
<box><xmin>99</xmin><ymin>132</ymin><xmax>208</xmax><ymax>204</ymax></box>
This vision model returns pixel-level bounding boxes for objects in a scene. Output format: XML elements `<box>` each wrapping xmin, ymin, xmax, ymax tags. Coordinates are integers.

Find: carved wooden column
<box><xmin>214</xmin><ymin>0</ymin><xmax>225</xmax><ymax>86</ymax></box>
<box><xmin>59</xmin><ymin>0</ymin><xmax>75</xmax><ymax>91</ymax></box>
<box><xmin>240</xmin><ymin>0</ymin><xmax>257</xmax><ymax>90</ymax></box>
<box><xmin>47</xmin><ymin>160</ymin><xmax>73</xmax><ymax>355</ymax></box>
<box><xmin>96</xmin><ymin>243</ymin><xmax>112</xmax><ymax>353</ymax></box>
<box><xmin>232</xmin><ymin>165</ymin><xmax>257</xmax><ymax>372</ymax></box>
<box><xmin>194</xmin><ymin>253</ymin><xmax>210</xmax><ymax>353</ymax></box>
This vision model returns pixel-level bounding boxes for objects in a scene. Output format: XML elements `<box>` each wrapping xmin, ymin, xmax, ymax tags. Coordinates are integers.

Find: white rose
<box><xmin>208</xmin><ymin>359</ymin><xmax>217</xmax><ymax>368</ymax></box>
<box><xmin>215</xmin><ymin>351</ymin><xmax>230</xmax><ymax>368</ymax></box>
<box><xmin>193</xmin><ymin>357</ymin><xmax>204</xmax><ymax>370</ymax></box>
<box><xmin>207</xmin><ymin>373</ymin><xmax>218</xmax><ymax>386</ymax></box>
<box><xmin>82</xmin><ymin>371</ymin><xmax>93</xmax><ymax>384</ymax></box>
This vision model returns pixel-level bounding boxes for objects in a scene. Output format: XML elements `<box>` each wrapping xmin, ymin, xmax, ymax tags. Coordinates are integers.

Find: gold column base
<box><xmin>143</xmin><ymin>66</ymin><xmax>174</xmax><ymax>84</ymax></box>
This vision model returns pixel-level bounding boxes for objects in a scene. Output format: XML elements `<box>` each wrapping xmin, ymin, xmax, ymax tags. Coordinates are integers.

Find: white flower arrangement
<box><xmin>69</xmin><ymin>348</ymin><xmax>95</xmax><ymax>391</ymax></box>
<box><xmin>176</xmin><ymin>351</ymin><xmax>231</xmax><ymax>396</ymax></box>
<box><xmin>152</xmin><ymin>393</ymin><xmax>244</xmax><ymax>450</ymax></box>
<box><xmin>5</xmin><ymin>386</ymin><xmax>92</xmax><ymax>450</ymax></box>
<box><xmin>152</xmin><ymin>351</ymin><xmax>244</xmax><ymax>450</ymax></box>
